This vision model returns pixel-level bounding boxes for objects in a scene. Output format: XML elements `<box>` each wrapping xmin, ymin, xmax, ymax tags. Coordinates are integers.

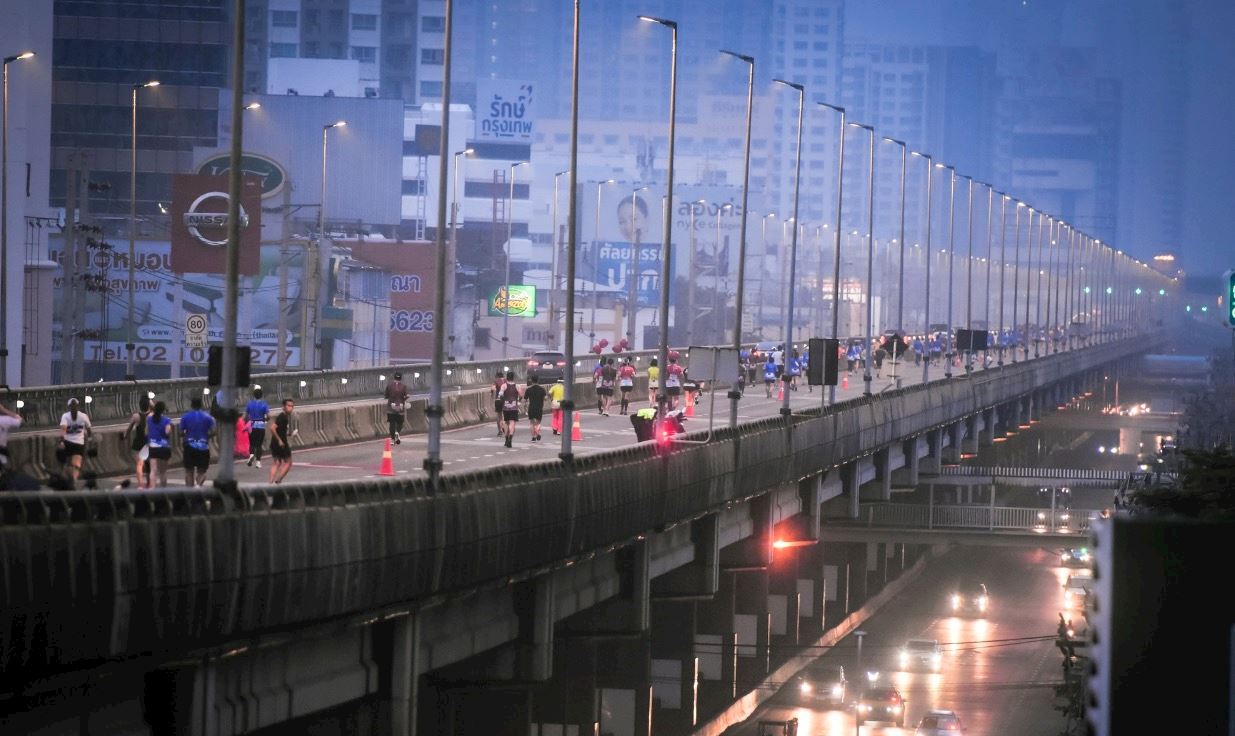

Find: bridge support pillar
<box><xmin>873</xmin><ymin>448</ymin><xmax>893</xmax><ymax>501</ymax></box>
<box><xmin>942</xmin><ymin>422</ymin><xmax>963</xmax><ymax>464</ymax></box>
<box><xmin>891</xmin><ymin>437</ymin><xmax>921</xmax><ymax>488</ymax></box>
<box><xmin>695</xmin><ymin>572</ymin><xmax>738</xmax><ymax>717</ymax></box>
<box><xmin>843</xmin><ymin>462</ymin><xmax>861</xmax><ymax>519</ymax></box>
<box><xmin>978</xmin><ymin>408</ymin><xmax>997</xmax><ymax>446</ymax></box>
<box><xmin>649</xmin><ymin>601</ymin><xmax>699</xmax><ymax>735</ymax></box>
<box><xmin>962</xmin><ymin>415</ymin><xmax>980</xmax><ymax>456</ymax></box>
<box><xmin>733</xmin><ymin>570</ymin><xmax>772</xmax><ymax>693</ymax></box>
<box><xmin>819</xmin><ymin>541</ymin><xmax>854</xmax><ymax>629</ymax></box>
<box><xmin>386</xmin><ymin>614</ymin><xmax>421</xmax><ymax>736</ymax></box>
<box><xmin>920</xmin><ymin>428</ymin><xmax>944</xmax><ymax>475</ymax></box>
<box><xmin>595</xmin><ymin>636</ymin><xmax>653</xmax><ymax>736</ymax></box>
<box><xmin>530</xmin><ymin>638</ymin><xmax>599</xmax><ymax>736</ymax></box>
<box><xmin>768</xmin><ymin>555</ymin><xmax>802</xmax><ymax>666</ymax></box>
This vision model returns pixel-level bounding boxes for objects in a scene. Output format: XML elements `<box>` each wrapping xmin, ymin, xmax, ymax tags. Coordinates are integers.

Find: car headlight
<box><xmin>899</xmin><ymin>651</ymin><xmax>909</xmax><ymax>666</ymax></box>
<box><xmin>831</xmin><ymin>684</ymin><xmax>843</xmax><ymax>698</ymax></box>
<box><xmin>951</xmin><ymin>594</ymin><xmax>961</xmax><ymax>609</ymax></box>
<box><xmin>800</xmin><ymin>682</ymin><xmax>812</xmax><ymax>694</ymax></box>
<box><xmin>1061</xmin><ymin>553</ymin><xmax>1070</xmax><ymax>562</ymax></box>
<box><xmin>860</xmin><ymin>704</ymin><xmax>870</xmax><ymax>712</ymax></box>
<box><xmin>891</xmin><ymin>704</ymin><xmax>902</xmax><ymax>714</ymax></box>
<box><xmin>978</xmin><ymin>595</ymin><xmax>989</xmax><ymax>610</ymax></box>
<box><xmin>931</xmin><ymin>654</ymin><xmax>942</xmax><ymax>670</ymax></box>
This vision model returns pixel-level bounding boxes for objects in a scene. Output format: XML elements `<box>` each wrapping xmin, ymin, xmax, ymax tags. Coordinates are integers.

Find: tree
<box><xmin>1128</xmin><ymin>446</ymin><xmax>1235</xmax><ymax>519</ymax></box>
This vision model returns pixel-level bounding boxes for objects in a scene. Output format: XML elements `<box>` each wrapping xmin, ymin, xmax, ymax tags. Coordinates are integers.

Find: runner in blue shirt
<box><xmin>179</xmin><ymin>397</ymin><xmax>216</xmax><ymax>487</ymax></box>
<box><xmin>244</xmin><ymin>388</ymin><xmax>270</xmax><ymax>469</ymax></box>
<box><xmin>763</xmin><ymin>356</ymin><xmax>778</xmax><ymax>398</ymax></box>
<box><xmin>146</xmin><ymin>401</ymin><xmax>173</xmax><ymax>488</ymax></box>
<box><xmin>786</xmin><ymin>350</ymin><xmax>801</xmax><ymax>391</ymax></box>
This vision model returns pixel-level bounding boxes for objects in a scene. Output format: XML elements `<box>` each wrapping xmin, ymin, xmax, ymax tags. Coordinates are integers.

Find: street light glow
<box><xmin>244</xmin><ymin>101</ymin><xmax>261</xmax><ymax>110</ymax></box>
<box><xmin>4</xmin><ymin>51</ymin><xmax>35</xmax><ymax>63</ymax></box>
<box><xmin>327</xmin><ymin>120</ymin><xmax>347</xmax><ymax>128</ymax></box>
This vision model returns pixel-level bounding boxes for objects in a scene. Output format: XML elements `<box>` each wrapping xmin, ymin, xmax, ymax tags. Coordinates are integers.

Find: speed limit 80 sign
<box><xmin>185</xmin><ymin>314</ymin><xmax>208</xmax><ymax>348</ymax></box>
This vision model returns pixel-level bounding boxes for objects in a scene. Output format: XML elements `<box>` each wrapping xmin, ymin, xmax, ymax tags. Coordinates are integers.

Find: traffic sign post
<box><xmin>185</xmin><ymin>313</ymin><xmax>208</xmax><ymax>348</ymax></box>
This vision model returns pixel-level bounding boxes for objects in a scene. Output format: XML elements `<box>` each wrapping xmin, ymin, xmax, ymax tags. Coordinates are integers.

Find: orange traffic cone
<box><xmin>842</xmin><ymin>373</ymin><xmax>849</xmax><ymax>390</ymax></box>
<box><xmin>379</xmin><ymin>438</ymin><xmax>394</xmax><ymax>476</ymax></box>
<box><xmin>571</xmin><ymin>411</ymin><xmax>583</xmax><ymax>441</ymax></box>
<box><xmin>777</xmin><ymin>381</ymin><xmax>785</xmax><ymax>401</ymax></box>
<box><xmin>685</xmin><ymin>390</ymin><xmax>696</xmax><ymax>417</ymax></box>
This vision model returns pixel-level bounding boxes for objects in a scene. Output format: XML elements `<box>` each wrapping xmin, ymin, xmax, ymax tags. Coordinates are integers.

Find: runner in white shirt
<box><xmin>58</xmin><ymin>398</ymin><xmax>93</xmax><ymax>486</ymax></box>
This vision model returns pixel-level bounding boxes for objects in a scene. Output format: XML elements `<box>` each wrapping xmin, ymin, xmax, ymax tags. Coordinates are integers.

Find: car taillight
<box><xmin>889</xmin><ymin>695</ymin><xmax>900</xmax><ymax>704</ymax></box>
<box><xmin>527</xmin><ymin>360</ymin><xmax>538</xmax><ymax>366</ymax></box>
<box><xmin>556</xmin><ymin>361</ymin><xmax>566</xmax><ymax>366</ymax></box>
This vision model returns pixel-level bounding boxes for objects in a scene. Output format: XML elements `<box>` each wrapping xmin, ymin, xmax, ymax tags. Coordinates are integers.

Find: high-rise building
<box><xmin>992</xmin><ymin>46</ymin><xmax>1121</xmax><ymax>244</ymax></box>
<box><xmin>50</xmin><ymin>0</ymin><xmax>230</xmax><ymax>218</ymax></box>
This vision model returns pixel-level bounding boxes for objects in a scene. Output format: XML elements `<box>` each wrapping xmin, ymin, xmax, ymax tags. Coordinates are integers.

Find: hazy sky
<box><xmin>846</xmin><ymin>0</ymin><xmax>1235</xmax><ymax>281</ymax></box>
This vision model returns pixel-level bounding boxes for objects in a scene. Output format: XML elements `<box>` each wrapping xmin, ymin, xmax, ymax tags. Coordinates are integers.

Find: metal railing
<box><xmin>861</xmin><ymin>502</ymin><xmax>1098</xmax><ymax>533</ymax></box>
<box><xmin>937</xmin><ymin>466</ymin><xmax>1131</xmax><ymax>481</ymax></box>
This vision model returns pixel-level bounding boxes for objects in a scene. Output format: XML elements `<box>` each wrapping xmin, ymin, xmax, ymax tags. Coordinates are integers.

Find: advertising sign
<box><xmin>476</xmin><ymin>80</ymin><xmax>535</xmax><ymax>142</ymax></box>
<box><xmin>170</xmin><ymin>174</ymin><xmax>263</xmax><ymax>275</ymax></box>
<box><xmin>349</xmin><ymin>240</ymin><xmax>438</xmax><ymax>360</ymax></box>
<box><xmin>488</xmin><ymin>285</ymin><xmax>537</xmax><ymax>318</ymax></box>
<box><xmin>195</xmin><ymin>152</ymin><xmax>288</xmax><ymax>199</ymax></box>
<box><xmin>51</xmin><ymin>239</ymin><xmax>305</xmax><ymax>369</ymax></box>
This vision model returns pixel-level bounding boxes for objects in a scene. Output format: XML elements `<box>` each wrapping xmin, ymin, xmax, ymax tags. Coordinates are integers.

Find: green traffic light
<box><xmin>1134</xmin><ymin>287</ymin><xmax>1142</xmax><ymax>295</ymax></box>
<box><xmin>1158</xmin><ymin>289</ymin><xmax>1165</xmax><ymax>296</ymax></box>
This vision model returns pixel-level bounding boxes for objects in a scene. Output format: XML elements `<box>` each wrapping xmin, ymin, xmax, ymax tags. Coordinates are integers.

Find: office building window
<box><xmin>422</xmin><ymin>16</ymin><xmax>445</xmax><ymax>32</ymax></box>
<box><xmin>421</xmin><ymin>48</ymin><xmax>445</xmax><ymax>65</ymax></box>
<box><xmin>270</xmin><ymin>43</ymin><xmax>297</xmax><ymax>58</ymax></box>
<box><xmin>271</xmin><ymin>10</ymin><xmax>297</xmax><ymax>27</ymax></box>
<box><xmin>351</xmin><ymin>13</ymin><xmax>378</xmax><ymax>30</ymax></box>
<box><xmin>420</xmin><ymin>80</ymin><xmax>443</xmax><ymax>97</ymax></box>
<box><xmin>401</xmin><ymin>179</ymin><xmax>426</xmax><ymax>195</ymax></box>
<box><xmin>351</xmin><ymin>46</ymin><xmax>377</xmax><ymax>63</ymax></box>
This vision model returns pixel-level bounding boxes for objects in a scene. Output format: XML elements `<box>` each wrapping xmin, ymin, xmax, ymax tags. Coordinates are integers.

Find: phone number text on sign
<box><xmin>390</xmin><ymin>310</ymin><xmax>435</xmax><ymax>332</ymax></box>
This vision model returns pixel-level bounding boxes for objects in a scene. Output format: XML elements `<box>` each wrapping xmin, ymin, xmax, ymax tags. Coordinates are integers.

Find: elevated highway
<box><xmin>0</xmin><ymin>334</ymin><xmax>1154</xmax><ymax>735</ymax></box>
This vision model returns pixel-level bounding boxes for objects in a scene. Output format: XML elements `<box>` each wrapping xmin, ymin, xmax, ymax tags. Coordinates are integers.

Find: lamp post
<box><xmin>560</xmin><ymin>0</ymin><xmax>583</xmax><ymax>461</ymax></box>
<box><xmin>721</xmin><ymin>49</ymin><xmax>755</xmax><ymax>429</ymax></box>
<box><xmin>960</xmin><ymin>174</ymin><xmax>974</xmax><ymax>375</ymax></box>
<box><xmin>125</xmin><ymin>79</ymin><xmax>160</xmax><ymax>380</ymax></box>
<box><xmin>590</xmin><ymin>178</ymin><xmax>617</xmax><ymax>346</ymax></box>
<box><xmin>312</xmin><ymin>119</ymin><xmax>346</xmax><ymax>370</ymax></box>
<box><xmin>1042</xmin><ymin>217</ymin><xmax>1055</xmax><ymax>355</ymax></box>
<box><xmin>625</xmin><ymin>184</ymin><xmax>650</xmax><ymax>347</ymax></box>
<box><xmin>426</xmin><ymin>0</ymin><xmax>455</xmax><ymax>485</ymax></box>
<box><xmin>1024</xmin><ymin>208</ymin><xmax>1039</xmax><ymax>359</ymax></box>
<box><xmin>1063</xmin><ymin>224</ymin><xmax>1075</xmax><ymax>351</ymax></box>
<box><xmin>686</xmin><ymin>197</ymin><xmax>706</xmax><ymax>346</ymax></box>
<box><xmin>848</xmin><ymin>122</ymin><xmax>876</xmax><ymax>396</ymax></box>
<box><xmin>911</xmin><ymin>151</ymin><xmax>933</xmax><ymax>384</ymax></box>
<box><xmin>935</xmin><ymin>163</ymin><xmax>956</xmax><ymax>378</ymax></box>
<box><xmin>639</xmin><ymin>14</ymin><xmax>678</xmax><ymax>421</ymax></box>
<box><xmin>503</xmin><ymin>160</ymin><xmax>530</xmax><ymax>358</ymax></box>
<box><xmin>215</xmin><ymin>1</ymin><xmax>247</xmax><ymax>488</ymax></box>
<box><xmin>1011</xmin><ymin>202</ymin><xmax>1025</xmax><ymax>362</ymax></box>
<box><xmin>996</xmin><ymin>193</ymin><xmax>1009</xmax><ymax>365</ymax></box>
<box><xmin>881</xmin><ymin>137</ymin><xmax>907</xmax><ymax>387</ymax></box>
<box><xmin>819</xmin><ymin>102</ymin><xmax>845</xmax><ymax>405</ymax></box>
<box><xmin>774</xmin><ymin>78</ymin><xmax>805</xmax><ymax>417</ymax></box>
<box><xmin>714</xmin><ymin>202</ymin><xmax>733</xmax><ymax>344</ymax></box>
<box><xmin>982</xmin><ymin>183</ymin><xmax>994</xmax><ymax>366</ymax></box>
<box><xmin>1</xmin><ymin>51</ymin><xmax>34</xmax><ymax>387</ymax></box>
<box><xmin>446</xmin><ymin>147</ymin><xmax>473</xmax><ymax>360</ymax></box>
<box><xmin>759</xmin><ymin>213</ymin><xmax>776</xmax><ymax>337</ymax></box>
<box><xmin>548</xmin><ymin>169</ymin><xmax>571</xmax><ymax>350</ymax></box>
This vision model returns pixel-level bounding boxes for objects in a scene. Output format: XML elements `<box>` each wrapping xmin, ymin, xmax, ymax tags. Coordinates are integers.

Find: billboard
<box><xmin>578</xmin><ymin>182</ymin><xmax>753</xmax><ymax>305</ymax></box>
<box><xmin>488</xmin><ymin>285</ymin><xmax>537</xmax><ymax>317</ymax></box>
<box><xmin>349</xmin><ymin>240</ymin><xmax>438</xmax><ymax>360</ymax></box>
<box><xmin>476</xmin><ymin>80</ymin><xmax>535</xmax><ymax>142</ymax></box>
<box><xmin>51</xmin><ymin>239</ymin><xmax>304</xmax><ymax>369</ymax></box>
<box><xmin>169</xmin><ymin>174</ymin><xmax>263</xmax><ymax>275</ymax></box>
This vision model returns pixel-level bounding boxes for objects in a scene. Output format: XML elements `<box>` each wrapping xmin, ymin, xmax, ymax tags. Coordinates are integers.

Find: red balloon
<box><xmin>598</xmin><ymin>339</ymin><xmax>609</xmax><ymax>348</ymax></box>
<box><xmin>619</xmin><ymin>338</ymin><xmax>630</xmax><ymax>347</ymax></box>
<box><xmin>612</xmin><ymin>346</ymin><xmax>623</xmax><ymax>354</ymax></box>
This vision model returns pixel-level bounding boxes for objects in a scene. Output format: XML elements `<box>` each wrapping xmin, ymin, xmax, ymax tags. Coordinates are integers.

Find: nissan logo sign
<box><xmin>183</xmin><ymin>191</ymin><xmax>250</xmax><ymax>247</ymax></box>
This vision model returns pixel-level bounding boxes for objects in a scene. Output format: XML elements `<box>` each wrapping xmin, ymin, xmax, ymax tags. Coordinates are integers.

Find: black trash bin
<box><xmin>630</xmin><ymin>414</ymin><xmax>654</xmax><ymax>442</ymax></box>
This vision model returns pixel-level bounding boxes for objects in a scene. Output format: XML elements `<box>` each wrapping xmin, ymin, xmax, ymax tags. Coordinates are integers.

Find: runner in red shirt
<box><xmin>618</xmin><ymin>358</ymin><xmax>637</xmax><ymax>415</ymax></box>
<box><xmin>664</xmin><ymin>356</ymin><xmax>685</xmax><ymax>411</ymax></box>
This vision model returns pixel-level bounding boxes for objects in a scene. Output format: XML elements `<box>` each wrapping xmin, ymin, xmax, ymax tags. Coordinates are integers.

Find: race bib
<box><xmin>504</xmin><ymin>399</ymin><xmax>519</xmax><ymax>411</ymax></box>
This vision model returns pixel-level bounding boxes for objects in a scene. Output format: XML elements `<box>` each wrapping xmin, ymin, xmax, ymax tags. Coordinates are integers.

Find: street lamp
<box><xmin>819</xmin><ymin>101</ymin><xmax>846</xmax><ymax>406</ymax></box>
<box><xmin>426</xmin><ymin>0</ymin><xmax>456</xmax><ymax>485</ymax></box>
<box><xmin>125</xmin><ymin>79</ymin><xmax>159</xmax><ymax>380</ymax></box>
<box><xmin>774</xmin><ymin>78</ymin><xmax>805</xmax><ymax>417</ymax></box>
<box><xmin>639</xmin><ymin>14</ymin><xmax>678</xmax><ymax>421</ymax></box>
<box><xmin>591</xmin><ymin>178</ymin><xmax>617</xmax><ymax>344</ymax></box>
<box><xmin>960</xmin><ymin>174</ymin><xmax>974</xmax><ymax>375</ymax></box>
<box><xmin>686</xmin><ymin>197</ymin><xmax>706</xmax><ymax>346</ymax></box>
<box><xmin>1011</xmin><ymin>202</ymin><xmax>1027</xmax><ymax>362</ymax></box>
<box><xmin>312</xmin><ymin>119</ymin><xmax>346</xmax><ymax>370</ymax></box>
<box><xmin>981</xmin><ymin>182</ymin><xmax>994</xmax><ymax>364</ymax></box>
<box><xmin>625</xmin><ymin>184</ymin><xmax>651</xmax><ymax>347</ymax></box>
<box><xmin>848</xmin><ymin>122</ymin><xmax>876</xmax><ymax>396</ymax></box>
<box><xmin>1</xmin><ymin>50</ymin><xmax>35</xmax><ymax>386</ymax></box>
<box><xmin>911</xmin><ymin>151</ymin><xmax>933</xmax><ymax>384</ymax></box>
<box><xmin>1024</xmin><ymin>208</ymin><xmax>1040</xmax><ymax>359</ymax></box>
<box><xmin>714</xmin><ymin>201</ymin><xmax>733</xmax><ymax>345</ymax></box>
<box><xmin>560</xmin><ymin>0</ymin><xmax>582</xmax><ymax>462</ymax></box>
<box><xmin>882</xmin><ymin>137</ymin><xmax>907</xmax><ymax>386</ymax></box>
<box><xmin>720</xmin><ymin>49</ymin><xmax>755</xmax><ymax>429</ymax></box>
<box><xmin>503</xmin><ymin>160</ymin><xmax>530</xmax><ymax>358</ymax></box>
<box><xmin>935</xmin><ymin>162</ymin><xmax>956</xmax><ymax>378</ymax></box>
<box><xmin>445</xmin><ymin>147</ymin><xmax>473</xmax><ymax>359</ymax></box>
<box><xmin>996</xmin><ymin>193</ymin><xmax>1010</xmax><ymax>365</ymax></box>
<box><xmin>759</xmin><ymin>213</ymin><xmax>777</xmax><ymax>335</ymax></box>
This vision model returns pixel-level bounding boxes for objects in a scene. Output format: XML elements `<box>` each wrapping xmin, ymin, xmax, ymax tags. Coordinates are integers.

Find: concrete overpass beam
<box><xmin>891</xmin><ymin>437</ymin><xmax>921</xmax><ymax>488</ymax></box>
<box><xmin>843</xmin><ymin>463</ymin><xmax>860</xmax><ymax>519</ymax></box>
<box><xmin>978</xmin><ymin>408</ymin><xmax>997</xmax><ymax>446</ymax></box>
<box><xmin>872</xmin><ymin>448</ymin><xmax>893</xmax><ymax>501</ymax></box>
<box><xmin>561</xmin><ymin>540</ymin><xmax>649</xmax><ymax>636</ymax></box>
<box><xmin>694</xmin><ymin>573</ymin><xmax>738</xmax><ymax>714</ymax></box>
<box><xmin>517</xmin><ymin>574</ymin><xmax>558</xmax><ymax>681</ymax></box>
<box><xmin>651</xmin><ymin>514</ymin><xmax>719</xmax><ymax>599</ymax></box>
